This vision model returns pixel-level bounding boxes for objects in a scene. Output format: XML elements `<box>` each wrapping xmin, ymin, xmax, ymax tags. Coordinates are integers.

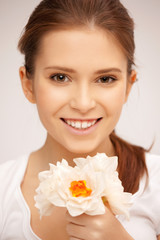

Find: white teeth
<box><xmin>75</xmin><ymin>121</ymin><xmax>81</xmax><ymax>129</ymax></box>
<box><xmin>65</xmin><ymin>119</ymin><xmax>98</xmax><ymax>129</ymax></box>
<box><xmin>81</xmin><ymin>122</ymin><xmax>88</xmax><ymax>129</ymax></box>
<box><xmin>67</xmin><ymin>120</ymin><xmax>71</xmax><ymax>125</ymax></box>
<box><xmin>87</xmin><ymin>122</ymin><xmax>92</xmax><ymax>127</ymax></box>
<box><xmin>71</xmin><ymin>122</ymin><xmax>75</xmax><ymax>127</ymax></box>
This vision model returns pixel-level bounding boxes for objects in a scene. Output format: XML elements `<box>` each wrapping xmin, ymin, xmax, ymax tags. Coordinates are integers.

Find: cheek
<box><xmin>99</xmin><ymin>85</ymin><xmax>127</xmax><ymax>116</ymax></box>
<box><xmin>34</xmin><ymin>83</ymin><xmax>70</xmax><ymax>118</ymax></box>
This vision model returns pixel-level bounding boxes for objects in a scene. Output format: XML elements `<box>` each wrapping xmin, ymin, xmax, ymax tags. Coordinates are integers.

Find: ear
<box><xmin>19</xmin><ymin>66</ymin><xmax>36</xmax><ymax>104</ymax></box>
<box><xmin>125</xmin><ymin>70</ymin><xmax>137</xmax><ymax>103</ymax></box>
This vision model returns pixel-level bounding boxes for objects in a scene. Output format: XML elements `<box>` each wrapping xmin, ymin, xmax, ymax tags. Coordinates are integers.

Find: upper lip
<box><xmin>61</xmin><ymin>118</ymin><xmax>102</xmax><ymax>121</ymax></box>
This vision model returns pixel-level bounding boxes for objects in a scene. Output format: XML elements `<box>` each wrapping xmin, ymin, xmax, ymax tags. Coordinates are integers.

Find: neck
<box><xmin>35</xmin><ymin>133</ymin><xmax>116</xmax><ymax>169</ymax></box>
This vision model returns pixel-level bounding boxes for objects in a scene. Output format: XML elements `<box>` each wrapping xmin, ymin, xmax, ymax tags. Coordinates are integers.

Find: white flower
<box><xmin>34</xmin><ymin>153</ymin><xmax>132</xmax><ymax>219</ymax></box>
<box><xmin>35</xmin><ymin>159</ymin><xmax>106</xmax><ymax>218</ymax></box>
<box><xmin>74</xmin><ymin>153</ymin><xmax>132</xmax><ymax>219</ymax></box>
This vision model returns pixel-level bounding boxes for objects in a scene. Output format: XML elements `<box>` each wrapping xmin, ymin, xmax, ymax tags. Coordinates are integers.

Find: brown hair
<box><xmin>18</xmin><ymin>0</ymin><xmax>148</xmax><ymax>194</ymax></box>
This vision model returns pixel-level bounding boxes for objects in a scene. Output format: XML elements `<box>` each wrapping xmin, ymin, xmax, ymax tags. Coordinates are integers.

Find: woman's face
<box><xmin>22</xmin><ymin>28</ymin><xmax>134</xmax><ymax>154</ymax></box>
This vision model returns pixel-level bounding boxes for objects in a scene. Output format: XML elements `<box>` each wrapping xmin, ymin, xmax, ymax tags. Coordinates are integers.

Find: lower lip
<box><xmin>62</xmin><ymin>119</ymin><xmax>102</xmax><ymax>136</ymax></box>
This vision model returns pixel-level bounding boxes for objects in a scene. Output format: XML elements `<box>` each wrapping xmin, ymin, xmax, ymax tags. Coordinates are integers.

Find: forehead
<box><xmin>36</xmin><ymin>27</ymin><xmax>127</xmax><ymax>72</ymax></box>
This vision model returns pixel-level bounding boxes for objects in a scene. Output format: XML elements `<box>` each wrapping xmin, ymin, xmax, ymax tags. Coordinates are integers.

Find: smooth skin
<box><xmin>20</xmin><ymin>28</ymin><xmax>135</xmax><ymax>165</ymax></box>
<box><xmin>66</xmin><ymin>208</ymin><xmax>133</xmax><ymax>240</ymax></box>
<box><xmin>19</xmin><ymin>27</ymin><xmax>158</xmax><ymax>239</ymax></box>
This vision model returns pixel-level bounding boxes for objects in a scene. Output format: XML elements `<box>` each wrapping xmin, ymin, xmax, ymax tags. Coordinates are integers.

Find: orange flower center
<box><xmin>69</xmin><ymin>180</ymin><xmax>92</xmax><ymax>197</ymax></box>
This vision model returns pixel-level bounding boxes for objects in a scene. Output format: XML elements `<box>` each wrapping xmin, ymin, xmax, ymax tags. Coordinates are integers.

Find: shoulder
<box><xmin>145</xmin><ymin>152</ymin><xmax>160</xmax><ymax>164</ymax></box>
<box><xmin>145</xmin><ymin>152</ymin><xmax>160</xmax><ymax>181</ymax></box>
<box><xmin>0</xmin><ymin>155</ymin><xmax>29</xmax><ymax>234</ymax></box>
<box><xmin>0</xmin><ymin>155</ymin><xmax>28</xmax><ymax>178</ymax></box>
<box><xmin>144</xmin><ymin>153</ymin><xmax>160</xmax><ymax>234</ymax></box>
<box><xmin>0</xmin><ymin>155</ymin><xmax>29</xmax><ymax>194</ymax></box>
<box><xmin>0</xmin><ymin>154</ymin><xmax>29</xmax><ymax>211</ymax></box>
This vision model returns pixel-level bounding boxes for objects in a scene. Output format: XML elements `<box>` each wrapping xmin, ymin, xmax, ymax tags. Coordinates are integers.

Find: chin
<box><xmin>65</xmin><ymin>143</ymin><xmax>99</xmax><ymax>155</ymax></box>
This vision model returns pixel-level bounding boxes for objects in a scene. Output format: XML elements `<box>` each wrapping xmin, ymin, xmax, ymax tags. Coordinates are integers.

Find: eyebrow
<box><xmin>44</xmin><ymin>66</ymin><xmax>122</xmax><ymax>74</ymax></box>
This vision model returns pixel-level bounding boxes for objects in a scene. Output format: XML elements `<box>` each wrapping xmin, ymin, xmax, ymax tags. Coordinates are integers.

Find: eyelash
<box><xmin>49</xmin><ymin>73</ymin><xmax>117</xmax><ymax>84</ymax></box>
<box><xmin>97</xmin><ymin>76</ymin><xmax>117</xmax><ymax>84</ymax></box>
<box><xmin>50</xmin><ymin>73</ymin><xmax>69</xmax><ymax>83</ymax></box>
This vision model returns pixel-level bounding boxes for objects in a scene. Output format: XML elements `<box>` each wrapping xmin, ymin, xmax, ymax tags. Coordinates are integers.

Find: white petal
<box><xmin>34</xmin><ymin>194</ymin><xmax>53</xmax><ymax>217</ymax></box>
<box><xmin>66</xmin><ymin>203</ymin><xmax>85</xmax><ymax>217</ymax></box>
<box><xmin>85</xmin><ymin>198</ymin><xmax>106</xmax><ymax>215</ymax></box>
<box><xmin>73</xmin><ymin>157</ymin><xmax>87</xmax><ymax>168</ymax></box>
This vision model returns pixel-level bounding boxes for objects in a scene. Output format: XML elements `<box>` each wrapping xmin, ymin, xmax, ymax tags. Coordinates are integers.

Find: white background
<box><xmin>0</xmin><ymin>0</ymin><xmax>160</xmax><ymax>163</ymax></box>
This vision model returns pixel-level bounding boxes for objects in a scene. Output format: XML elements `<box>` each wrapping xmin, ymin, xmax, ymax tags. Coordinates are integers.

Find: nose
<box><xmin>70</xmin><ymin>83</ymin><xmax>96</xmax><ymax>113</ymax></box>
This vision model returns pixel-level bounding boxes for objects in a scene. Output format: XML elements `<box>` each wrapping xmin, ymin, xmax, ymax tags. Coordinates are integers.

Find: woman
<box><xmin>0</xmin><ymin>0</ymin><xmax>160</xmax><ymax>239</ymax></box>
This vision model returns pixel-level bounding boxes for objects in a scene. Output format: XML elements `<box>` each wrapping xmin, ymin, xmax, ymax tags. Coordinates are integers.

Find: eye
<box><xmin>50</xmin><ymin>73</ymin><xmax>69</xmax><ymax>83</ymax></box>
<box><xmin>97</xmin><ymin>76</ymin><xmax>117</xmax><ymax>84</ymax></box>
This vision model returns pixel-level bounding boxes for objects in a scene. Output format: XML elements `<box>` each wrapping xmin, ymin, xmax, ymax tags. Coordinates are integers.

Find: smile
<box><xmin>61</xmin><ymin>118</ymin><xmax>102</xmax><ymax>130</ymax></box>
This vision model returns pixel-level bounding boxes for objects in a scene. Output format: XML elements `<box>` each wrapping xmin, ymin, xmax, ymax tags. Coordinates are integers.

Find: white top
<box><xmin>0</xmin><ymin>153</ymin><xmax>160</xmax><ymax>240</ymax></box>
